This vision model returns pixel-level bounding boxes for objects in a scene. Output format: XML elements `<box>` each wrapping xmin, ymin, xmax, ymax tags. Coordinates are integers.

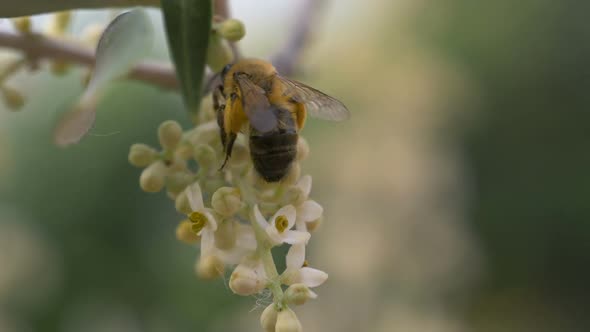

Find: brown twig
<box><xmin>0</xmin><ymin>29</ymin><xmax>178</xmax><ymax>89</ymax></box>
<box><xmin>270</xmin><ymin>0</ymin><xmax>327</xmax><ymax>75</ymax></box>
<box><xmin>0</xmin><ymin>0</ymin><xmax>325</xmax><ymax>91</ymax></box>
<box><xmin>1</xmin><ymin>0</ymin><xmax>160</xmax><ymax>18</ymax></box>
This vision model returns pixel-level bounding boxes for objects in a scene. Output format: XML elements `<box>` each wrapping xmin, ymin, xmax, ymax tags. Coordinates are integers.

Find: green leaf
<box><xmin>0</xmin><ymin>0</ymin><xmax>160</xmax><ymax>18</ymax></box>
<box><xmin>54</xmin><ymin>8</ymin><xmax>154</xmax><ymax>147</ymax></box>
<box><xmin>161</xmin><ymin>0</ymin><xmax>212</xmax><ymax>115</ymax></box>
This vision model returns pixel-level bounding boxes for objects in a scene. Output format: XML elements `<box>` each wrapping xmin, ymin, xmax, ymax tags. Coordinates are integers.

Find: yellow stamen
<box><xmin>189</xmin><ymin>211</ymin><xmax>208</xmax><ymax>233</ymax></box>
<box><xmin>302</xmin><ymin>260</ymin><xmax>309</xmax><ymax>268</ymax></box>
<box><xmin>275</xmin><ymin>215</ymin><xmax>289</xmax><ymax>234</ymax></box>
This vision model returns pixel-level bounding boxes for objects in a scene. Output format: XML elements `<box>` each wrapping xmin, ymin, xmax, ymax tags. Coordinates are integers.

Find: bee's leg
<box><xmin>213</xmin><ymin>85</ymin><xmax>225</xmax><ymax>113</ymax></box>
<box><xmin>291</xmin><ymin>100</ymin><xmax>307</xmax><ymax>130</ymax></box>
<box><xmin>219</xmin><ymin>132</ymin><xmax>237</xmax><ymax>170</ymax></box>
<box><xmin>217</xmin><ymin>107</ymin><xmax>227</xmax><ymax>150</ymax></box>
<box><xmin>213</xmin><ymin>86</ymin><xmax>227</xmax><ymax>149</ymax></box>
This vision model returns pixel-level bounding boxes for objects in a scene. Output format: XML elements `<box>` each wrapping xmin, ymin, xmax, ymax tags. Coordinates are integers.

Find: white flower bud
<box><xmin>229</xmin><ymin>260</ymin><xmax>265</xmax><ymax>296</ymax></box>
<box><xmin>139</xmin><ymin>161</ymin><xmax>167</xmax><ymax>192</ymax></box>
<box><xmin>285</xmin><ymin>283</ymin><xmax>318</xmax><ymax>306</ymax></box>
<box><xmin>188</xmin><ymin>121</ymin><xmax>219</xmax><ymax>145</ymax></box>
<box><xmin>214</xmin><ymin>219</ymin><xmax>237</xmax><ymax>250</ymax></box>
<box><xmin>175</xmin><ymin>142</ymin><xmax>194</xmax><ymax>160</ymax></box>
<box><xmin>128</xmin><ymin>143</ymin><xmax>157</xmax><ymax>167</ymax></box>
<box><xmin>158</xmin><ymin>120</ymin><xmax>183</xmax><ymax>150</ymax></box>
<box><xmin>175</xmin><ymin>190</ymin><xmax>192</xmax><ymax>214</ymax></box>
<box><xmin>211</xmin><ymin>187</ymin><xmax>241</xmax><ymax>216</ymax></box>
<box><xmin>207</xmin><ymin>35</ymin><xmax>233</xmax><ymax>72</ymax></box>
<box><xmin>218</xmin><ymin>19</ymin><xmax>246</xmax><ymax>41</ymax></box>
<box><xmin>194</xmin><ymin>144</ymin><xmax>217</xmax><ymax>168</ymax></box>
<box><xmin>168</xmin><ymin>155</ymin><xmax>187</xmax><ymax>172</ymax></box>
<box><xmin>176</xmin><ymin>219</ymin><xmax>200</xmax><ymax>244</ymax></box>
<box><xmin>196</xmin><ymin>255</ymin><xmax>225</xmax><ymax>280</ymax></box>
<box><xmin>260</xmin><ymin>304</ymin><xmax>279</xmax><ymax>332</ymax></box>
<box><xmin>296</xmin><ymin>137</ymin><xmax>309</xmax><ymax>161</ymax></box>
<box><xmin>11</xmin><ymin>17</ymin><xmax>32</xmax><ymax>34</ymax></box>
<box><xmin>275</xmin><ymin>308</ymin><xmax>302</xmax><ymax>332</ymax></box>
<box><xmin>166</xmin><ymin>173</ymin><xmax>193</xmax><ymax>196</ymax></box>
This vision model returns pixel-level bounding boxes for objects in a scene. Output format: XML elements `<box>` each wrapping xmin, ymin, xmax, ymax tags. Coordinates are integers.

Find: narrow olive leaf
<box><xmin>54</xmin><ymin>8</ymin><xmax>154</xmax><ymax>147</ymax></box>
<box><xmin>0</xmin><ymin>0</ymin><xmax>160</xmax><ymax>18</ymax></box>
<box><xmin>161</xmin><ymin>0</ymin><xmax>211</xmax><ymax>114</ymax></box>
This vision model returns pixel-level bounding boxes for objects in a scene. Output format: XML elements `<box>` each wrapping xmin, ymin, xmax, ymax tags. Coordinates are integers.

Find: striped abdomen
<box><xmin>249</xmin><ymin>107</ymin><xmax>298</xmax><ymax>182</ymax></box>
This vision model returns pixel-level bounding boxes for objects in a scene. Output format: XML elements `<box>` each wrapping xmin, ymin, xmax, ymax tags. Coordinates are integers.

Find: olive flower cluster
<box><xmin>129</xmin><ymin>97</ymin><xmax>326</xmax><ymax>332</ymax></box>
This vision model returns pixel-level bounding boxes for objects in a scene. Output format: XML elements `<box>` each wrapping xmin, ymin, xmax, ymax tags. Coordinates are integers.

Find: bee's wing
<box><xmin>277</xmin><ymin>76</ymin><xmax>350</xmax><ymax>121</ymax></box>
<box><xmin>235</xmin><ymin>74</ymin><xmax>277</xmax><ymax>133</ymax></box>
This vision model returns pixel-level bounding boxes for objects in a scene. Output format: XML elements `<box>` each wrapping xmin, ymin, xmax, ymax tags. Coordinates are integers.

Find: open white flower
<box><xmin>253</xmin><ymin>204</ymin><xmax>310</xmax><ymax>246</ymax></box>
<box><xmin>185</xmin><ymin>182</ymin><xmax>218</xmax><ymax>258</ymax></box>
<box><xmin>292</xmin><ymin>176</ymin><xmax>323</xmax><ymax>232</ymax></box>
<box><xmin>281</xmin><ymin>244</ymin><xmax>328</xmax><ymax>288</ymax></box>
<box><xmin>295</xmin><ymin>200</ymin><xmax>323</xmax><ymax>232</ymax></box>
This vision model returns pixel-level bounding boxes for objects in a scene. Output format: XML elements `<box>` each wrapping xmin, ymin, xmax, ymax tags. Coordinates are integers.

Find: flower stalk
<box><xmin>251</xmin><ymin>213</ymin><xmax>285</xmax><ymax>308</ymax></box>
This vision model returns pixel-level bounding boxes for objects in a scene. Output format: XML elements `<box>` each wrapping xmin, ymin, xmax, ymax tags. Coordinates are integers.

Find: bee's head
<box><xmin>221</xmin><ymin>64</ymin><xmax>233</xmax><ymax>79</ymax></box>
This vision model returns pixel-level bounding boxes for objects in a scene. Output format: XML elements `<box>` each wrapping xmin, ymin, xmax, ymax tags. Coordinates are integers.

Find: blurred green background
<box><xmin>1</xmin><ymin>1</ymin><xmax>589</xmax><ymax>331</ymax></box>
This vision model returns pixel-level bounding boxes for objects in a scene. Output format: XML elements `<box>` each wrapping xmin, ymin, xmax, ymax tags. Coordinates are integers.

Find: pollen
<box><xmin>189</xmin><ymin>211</ymin><xmax>208</xmax><ymax>233</ymax></box>
<box><xmin>274</xmin><ymin>215</ymin><xmax>289</xmax><ymax>233</ymax></box>
<box><xmin>302</xmin><ymin>260</ymin><xmax>309</xmax><ymax>267</ymax></box>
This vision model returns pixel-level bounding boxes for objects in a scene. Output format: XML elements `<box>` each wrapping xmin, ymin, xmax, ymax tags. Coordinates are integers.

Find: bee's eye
<box><xmin>221</xmin><ymin>64</ymin><xmax>232</xmax><ymax>78</ymax></box>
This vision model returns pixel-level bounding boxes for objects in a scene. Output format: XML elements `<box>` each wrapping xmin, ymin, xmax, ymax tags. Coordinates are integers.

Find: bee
<box><xmin>212</xmin><ymin>59</ymin><xmax>350</xmax><ymax>182</ymax></box>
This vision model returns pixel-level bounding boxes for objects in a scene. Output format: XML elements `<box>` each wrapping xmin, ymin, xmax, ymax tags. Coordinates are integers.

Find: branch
<box><xmin>270</xmin><ymin>0</ymin><xmax>327</xmax><ymax>75</ymax></box>
<box><xmin>0</xmin><ymin>29</ymin><xmax>178</xmax><ymax>89</ymax></box>
<box><xmin>0</xmin><ymin>0</ymin><xmax>326</xmax><ymax>91</ymax></box>
<box><xmin>1</xmin><ymin>0</ymin><xmax>160</xmax><ymax>18</ymax></box>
